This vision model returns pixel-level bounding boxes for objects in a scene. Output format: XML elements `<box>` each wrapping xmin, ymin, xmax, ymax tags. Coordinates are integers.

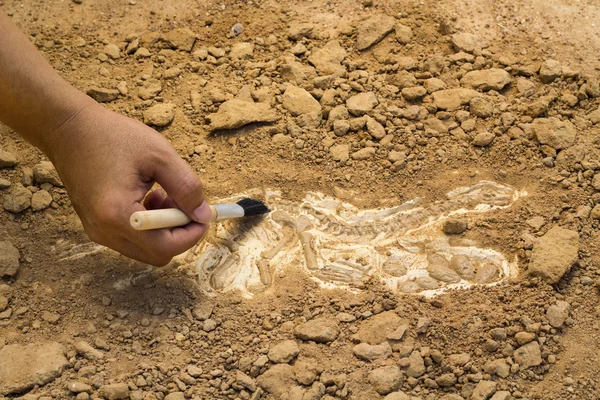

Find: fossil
<box><xmin>177</xmin><ymin>180</ymin><xmax>526</xmax><ymax>297</ymax></box>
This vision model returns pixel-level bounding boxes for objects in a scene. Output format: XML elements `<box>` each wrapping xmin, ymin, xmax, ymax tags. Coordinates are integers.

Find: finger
<box><xmin>152</xmin><ymin>150</ymin><xmax>206</xmax><ymax>223</ymax></box>
<box><xmin>143</xmin><ymin>189</ymin><xmax>167</xmax><ymax>209</ymax></box>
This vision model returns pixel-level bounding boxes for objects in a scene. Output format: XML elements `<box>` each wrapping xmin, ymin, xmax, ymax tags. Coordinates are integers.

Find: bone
<box><xmin>299</xmin><ymin>231</ymin><xmax>319</xmax><ymax>270</ymax></box>
<box><xmin>261</xmin><ymin>226</ymin><xmax>297</xmax><ymax>260</ymax></box>
<box><xmin>450</xmin><ymin>255</ymin><xmax>476</xmax><ymax>280</ymax></box>
<box><xmin>257</xmin><ymin>259</ymin><xmax>273</xmax><ymax>286</ymax></box>
<box><xmin>398</xmin><ymin>281</ymin><xmax>422</xmax><ymax>293</ymax></box>
<box><xmin>209</xmin><ymin>254</ymin><xmax>241</xmax><ymax>290</ymax></box>
<box><xmin>382</xmin><ymin>261</ymin><xmax>408</xmax><ymax>277</ymax></box>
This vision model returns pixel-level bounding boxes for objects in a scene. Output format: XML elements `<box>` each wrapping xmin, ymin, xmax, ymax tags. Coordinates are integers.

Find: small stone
<box><xmin>366</xmin><ymin>117</ymin><xmax>386</xmax><ymax>139</ymax></box>
<box><xmin>352</xmin><ymin>342</ymin><xmax>392</xmax><ymax>362</ymax></box>
<box><xmin>86</xmin><ymin>87</ymin><xmax>119</xmax><ymax>103</ymax></box>
<box><xmin>356</xmin><ymin>15</ymin><xmax>396</xmax><ymax>50</ymax></box>
<box><xmin>539</xmin><ymin>59</ymin><xmax>562</xmax><ymax>83</ymax></box>
<box><xmin>395</xmin><ymin>24</ymin><xmax>413</xmax><ymax>44</ymax></box>
<box><xmin>401</xmin><ymin>86</ymin><xmax>427</xmax><ymax>100</ymax></box>
<box><xmin>143</xmin><ymin>103</ymin><xmax>175</xmax><ymax>127</ymax></box>
<box><xmin>203</xmin><ymin>319</ymin><xmax>218</xmax><ymax>332</ymax></box>
<box><xmin>288</xmin><ymin>23</ymin><xmax>314</xmax><ymax>41</ymax></box>
<box><xmin>443</xmin><ymin>219</ymin><xmax>467</xmax><ymax>234</ymax></box>
<box><xmin>74</xmin><ymin>340</ymin><xmax>104</xmax><ymax>360</ymax></box>
<box><xmin>406</xmin><ymin>350</ymin><xmax>426</xmax><ymax>377</ymax></box>
<box><xmin>528</xmin><ymin>226</ymin><xmax>579</xmax><ymax>283</ymax></box>
<box><xmin>294</xmin><ymin>357</ymin><xmax>322</xmax><ymax>386</ymax></box>
<box><xmin>163</xmin><ymin>67</ymin><xmax>182</xmax><ymax>79</ymax></box>
<box><xmin>282</xmin><ymin>86</ymin><xmax>321</xmax><ymax>116</ymax></box>
<box><xmin>515</xmin><ymin>331</ymin><xmax>536</xmax><ymax>345</ymax></box>
<box><xmin>346</xmin><ymin>92</ymin><xmax>378</xmax><ymax>116</ymax></box>
<box><xmin>470</xmin><ymin>96</ymin><xmax>493</xmax><ymax>118</ymax></box>
<box><xmin>461</xmin><ymin>69</ymin><xmax>511</xmax><ymax>91</ymax></box>
<box><xmin>3</xmin><ymin>183</ymin><xmax>31</xmax><ymax>213</ymax></box>
<box><xmin>31</xmin><ymin>190</ymin><xmax>53</xmax><ymax>211</ymax></box>
<box><xmin>294</xmin><ymin>318</ymin><xmax>339</xmax><ymax>343</ymax></box>
<box><xmin>268</xmin><ymin>340</ymin><xmax>299</xmax><ymax>364</ymax></box>
<box><xmin>530</xmin><ymin>117</ymin><xmax>577</xmax><ymax>150</ymax></box>
<box><xmin>490</xmin><ymin>328</ymin><xmax>507</xmax><ymax>341</ymax></box>
<box><xmin>436</xmin><ymin>373</ymin><xmax>457</xmax><ymax>387</ymax></box>
<box><xmin>134</xmin><ymin>47</ymin><xmax>151</xmax><ymax>58</ymax></box>
<box><xmin>0</xmin><ymin>241</ymin><xmax>20</xmax><ymax>278</ymax></box>
<box><xmin>0</xmin><ymin>178</ymin><xmax>10</xmax><ymax>189</ymax></box>
<box><xmin>0</xmin><ymin>150</ymin><xmax>18</xmax><ymax>168</ymax></box>
<box><xmin>41</xmin><ymin>311</ymin><xmax>60</xmax><ymax>323</ymax></box>
<box><xmin>98</xmin><ymin>383</ymin><xmax>129</xmax><ymax>400</ymax></box>
<box><xmin>290</xmin><ymin>43</ymin><xmax>307</xmax><ymax>55</ymax></box>
<box><xmin>103</xmin><ymin>43</ymin><xmax>121</xmax><ymax>59</ymax></box>
<box><xmin>187</xmin><ymin>365</ymin><xmax>202</xmax><ymax>377</ymax></box>
<box><xmin>235</xmin><ymin>370</ymin><xmax>256</xmax><ymax>392</ymax></box>
<box><xmin>432</xmin><ymin>89</ymin><xmax>480</xmax><ymax>110</ymax></box>
<box><xmin>546</xmin><ymin>301</ymin><xmax>570</xmax><ymax>328</ymax></box>
<box><xmin>384</xmin><ymin>392</ymin><xmax>411</xmax><ymax>400</ymax></box>
<box><xmin>471</xmin><ymin>380</ymin><xmax>497</xmax><ymax>400</ymax></box>
<box><xmin>163</xmin><ymin>28</ymin><xmax>196</xmax><ymax>52</ymax></box>
<box><xmin>67</xmin><ymin>382</ymin><xmax>93</xmax><ymax>393</ymax></box>
<box><xmin>207</xmin><ymin>99</ymin><xmax>280</xmax><ymax>131</ymax></box>
<box><xmin>138</xmin><ymin>82</ymin><xmax>162</xmax><ymax>100</ymax></box>
<box><xmin>308</xmin><ymin>41</ymin><xmax>346</xmax><ymax>75</ymax></box>
<box><xmin>386</xmin><ymin>324</ymin><xmax>408</xmax><ymax>341</ymax></box>
<box><xmin>514</xmin><ymin>341</ymin><xmax>542</xmax><ymax>369</ymax></box>
<box><xmin>192</xmin><ymin>303</ymin><xmax>213</xmax><ymax>321</ymax></box>
<box><xmin>230</xmin><ymin>42</ymin><xmax>254</xmax><ymax>60</ymax></box>
<box><xmin>351</xmin><ymin>147</ymin><xmax>376</xmax><ymax>160</ymax></box>
<box><xmin>0</xmin><ymin>342</ymin><xmax>68</xmax><ymax>395</ymax></box>
<box><xmin>483</xmin><ymin>359</ymin><xmax>510</xmax><ymax>378</ymax></box>
<box><xmin>0</xmin><ymin>296</ymin><xmax>8</xmax><ymax>312</ymax></box>
<box><xmin>33</xmin><ymin>161</ymin><xmax>63</xmax><ymax>186</ymax></box>
<box><xmin>472</xmin><ymin>131</ymin><xmax>495</xmax><ymax>147</ymax></box>
<box><xmin>330</xmin><ymin>144</ymin><xmax>350</xmax><ymax>162</ymax></box>
<box><xmin>490</xmin><ymin>391</ymin><xmax>511</xmax><ymax>400</ymax></box>
<box><xmin>230</xmin><ymin>23</ymin><xmax>244</xmax><ymax>37</ymax></box>
<box><xmin>451</xmin><ymin>32</ymin><xmax>488</xmax><ymax>53</ymax></box>
<box><xmin>164</xmin><ymin>393</ymin><xmax>185</xmax><ymax>400</ymax></box>
<box><xmin>368</xmin><ymin>366</ymin><xmax>403</xmax><ymax>395</ymax></box>
<box><xmin>256</xmin><ymin>364</ymin><xmax>295</xmax><ymax>397</ymax></box>
<box><xmin>116</xmin><ymin>81</ymin><xmax>128</xmax><ymax>95</ymax></box>
<box><xmin>447</xmin><ymin>353</ymin><xmax>471</xmax><ymax>366</ymax></box>
<box><xmin>333</xmin><ymin>120</ymin><xmax>350</xmax><ymax>137</ymax></box>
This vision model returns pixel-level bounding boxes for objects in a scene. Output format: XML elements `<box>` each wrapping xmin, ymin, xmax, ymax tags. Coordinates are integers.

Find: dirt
<box><xmin>1</xmin><ymin>0</ymin><xmax>600</xmax><ymax>399</ymax></box>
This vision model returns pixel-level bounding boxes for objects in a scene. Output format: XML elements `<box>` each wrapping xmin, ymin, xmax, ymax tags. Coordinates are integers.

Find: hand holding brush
<box><xmin>130</xmin><ymin>198</ymin><xmax>270</xmax><ymax>230</ymax></box>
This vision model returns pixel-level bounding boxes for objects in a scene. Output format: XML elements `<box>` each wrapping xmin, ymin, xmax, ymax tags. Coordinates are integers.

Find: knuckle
<box><xmin>172</xmin><ymin>170</ymin><xmax>203</xmax><ymax>205</ymax></box>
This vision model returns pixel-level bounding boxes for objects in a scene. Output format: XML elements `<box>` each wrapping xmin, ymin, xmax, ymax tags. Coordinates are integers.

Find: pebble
<box><xmin>539</xmin><ymin>59</ymin><xmax>562</xmax><ymax>83</ymax></box>
<box><xmin>451</xmin><ymin>32</ymin><xmax>488</xmax><ymax>53</ymax></box>
<box><xmin>368</xmin><ymin>365</ymin><xmax>403</xmax><ymax>395</ymax></box>
<box><xmin>0</xmin><ymin>150</ymin><xmax>18</xmax><ymax>168</ymax></box>
<box><xmin>515</xmin><ymin>331</ymin><xmax>536</xmax><ymax>345</ymax></box>
<box><xmin>294</xmin><ymin>318</ymin><xmax>340</xmax><ymax>343</ymax></box>
<box><xmin>356</xmin><ymin>14</ymin><xmax>396</xmax><ymax>50</ymax></box>
<box><xmin>103</xmin><ymin>44</ymin><xmax>120</xmax><ymax>59</ymax></box>
<box><xmin>352</xmin><ymin>342</ymin><xmax>392</xmax><ymax>362</ymax></box>
<box><xmin>74</xmin><ymin>340</ymin><xmax>104</xmax><ymax>360</ymax></box>
<box><xmin>268</xmin><ymin>340</ymin><xmax>299</xmax><ymax>363</ymax></box>
<box><xmin>256</xmin><ymin>364</ymin><xmax>295</xmax><ymax>397</ymax></box>
<box><xmin>86</xmin><ymin>87</ymin><xmax>119</xmax><ymax>102</ymax></box>
<box><xmin>282</xmin><ymin>85</ymin><xmax>322</xmax><ymax>116</ymax></box>
<box><xmin>330</xmin><ymin>145</ymin><xmax>350</xmax><ymax>162</ymax></box>
<box><xmin>207</xmin><ymin>99</ymin><xmax>279</xmax><ymax>131</ymax></box>
<box><xmin>351</xmin><ymin>147</ymin><xmax>376</xmax><ymax>160</ymax></box>
<box><xmin>3</xmin><ymin>183</ymin><xmax>32</xmax><ymax>213</ymax></box>
<box><xmin>406</xmin><ymin>350</ymin><xmax>426</xmax><ymax>377</ymax></box>
<box><xmin>530</xmin><ymin>117</ymin><xmax>576</xmax><ymax>150</ymax></box>
<box><xmin>443</xmin><ymin>219</ymin><xmax>467</xmax><ymax>234</ymax></box>
<box><xmin>143</xmin><ymin>103</ymin><xmax>175</xmax><ymax>127</ymax></box>
<box><xmin>308</xmin><ymin>40</ymin><xmax>346</xmax><ymax>75</ymax></box>
<box><xmin>0</xmin><ymin>241</ymin><xmax>20</xmax><ymax>277</ymax></box>
<box><xmin>546</xmin><ymin>300</ymin><xmax>570</xmax><ymax>328</ymax></box>
<box><xmin>98</xmin><ymin>383</ymin><xmax>129</xmax><ymax>399</ymax></box>
<box><xmin>230</xmin><ymin>23</ymin><xmax>244</xmax><ymax>36</ymax></box>
<box><xmin>67</xmin><ymin>382</ymin><xmax>92</xmax><ymax>393</ymax></box>
<box><xmin>33</xmin><ymin>161</ymin><xmax>63</xmax><ymax>186</ymax></box>
<box><xmin>346</xmin><ymin>92</ymin><xmax>378</xmax><ymax>116</ymax></box>
<box><xmin>514</xmin><ymin>341</ymin><xmax>542</xmax><ymax>369</ymax></box>
<box><xmin>527</xmin><ymin>226</ymin><xmax>579</xmax><ymax>283</ymax></box>
<box><xmin>202</xmin><ymin>319</ymin><xmax>218</xmax><ymax>332</ymax></box>
<box><xmin>471</xmin><ymin>380</ymin><xmax>497</xmax><ymax>400</ymax></box>
<box><xmin>31</xmin><ymin>190</ymin><xmax>53</xmax><ymax>211</ymax></box>
<box><xmin>460</xmin><ymin>69</ymin><xmax>511</xmax><ymax>91</ymax></box>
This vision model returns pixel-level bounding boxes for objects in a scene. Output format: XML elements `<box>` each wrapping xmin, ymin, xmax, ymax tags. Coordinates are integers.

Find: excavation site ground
<box><xmin>1</xmin><ymin>0</ymin><xmax>600</xmax><ymax>399</ymax></box>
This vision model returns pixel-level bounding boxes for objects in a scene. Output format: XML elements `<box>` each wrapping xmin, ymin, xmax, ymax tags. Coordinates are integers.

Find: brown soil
<box><xmin>1</xmin><ymin>0</ymin><xmax>600</xmax><ymax>399</ymax></box>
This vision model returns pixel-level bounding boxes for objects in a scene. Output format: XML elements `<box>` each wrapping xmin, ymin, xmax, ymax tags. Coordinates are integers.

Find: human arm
<box><xmin>0</xmin><ymin>11</ymin><xmax>211</xmax><ymax>266</ymax></box>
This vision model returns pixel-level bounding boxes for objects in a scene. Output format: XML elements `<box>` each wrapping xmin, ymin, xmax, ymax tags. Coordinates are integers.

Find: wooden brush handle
<box><xmin>130</xmin><ymin>204</ymin><xmax>245</xmax><ymax>230</ymax></box>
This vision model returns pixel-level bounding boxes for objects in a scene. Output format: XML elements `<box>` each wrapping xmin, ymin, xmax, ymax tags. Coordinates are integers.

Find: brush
<box><xmin>130</xmin><ymin>198</ymin><xmax>270</xmax><ymax>230</ymax></box>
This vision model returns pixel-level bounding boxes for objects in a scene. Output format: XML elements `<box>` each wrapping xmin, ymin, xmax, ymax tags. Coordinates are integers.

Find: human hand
<box><xmin>47</xmin><ymin>104</ymin><xmax>212</xmax><ymax>266</ymax></box>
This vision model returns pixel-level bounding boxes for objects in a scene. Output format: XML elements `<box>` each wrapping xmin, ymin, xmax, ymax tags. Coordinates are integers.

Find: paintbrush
<box><xmin>130</xmin><ymin>198</ymin><xmax>269</xmax><ymax>230</ymax></box>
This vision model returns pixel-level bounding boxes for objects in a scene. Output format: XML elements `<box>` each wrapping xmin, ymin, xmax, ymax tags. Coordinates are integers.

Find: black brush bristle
<box><xmin>237</xmin><ymin>198</ymin><xmax>270</xmax><ymax>216</ymax></box>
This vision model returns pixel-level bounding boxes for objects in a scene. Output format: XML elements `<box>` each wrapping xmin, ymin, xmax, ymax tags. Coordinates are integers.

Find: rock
<box><xmin>41</xmin><ymin>311</ymin><xmax>60</xmax><ymax>323</ymax></box>
<box><xmin>436</xmin><ymin>373</ymin><xmax>457</xmax><ymax>387</ymax></box>
<box><xmin>406</xmin><ymin>350</ymin><xmax>426</xmax><ymax>377</ymax></box>
<box><xmin>294</xmin><ymin>318</ymin><xmax>339</xmax><ymax>343</ymax></box>
<box><xmin>330</xmin><ymin>144</ymin><xmax>349</xmax><ymax>162</ymax></box>
<box><xmin>368</xmin><ymin>366</ymin><xmax>403</xmax><ymax>395</ymax></box>
<box><xmin>354</xmin><ymin>311</ymin><xmax>408</xmax><ymax>345</ymax></box>
<box><xmin>281</xmin><ymin>59</ymin><xmax>317</xmax><ymax>84</ymax></box>
<box><xmin>67</xmin><ymin>381</ymin><xmax>93</xmax><ymax>393</ymax></box>
<box><xmin>530</xmin><ymin>117</ymin><xmax>576</xmax><ymax>150</ymax></box>
<box><xmin>353</xmin><ymin>342</ymin><xmax>392</xmax><ymax>362</ymax></box>
<box><xmin>138</xmin><ymin>82</ymin><xmax>162</xmax><ymax>100</ymax></box>
<box><xmin>291</xmin><ymin>43</ymin><xmax>307</xmax><ymax>55</ymax></box>
<box><xmin>31</xmin><ymin>190</ymin><xmax>53</xmax><ymax>211</ymax></box>
<box><xmin>483</xmin><ymin>359</ymin><xmax>510</xmax><ymax>378</ymax></box>
<box><xmin>282</xmin><ymin>86</ymin><xmax>321</xmax><ymax>116</ymax></box>
<box><xmin>588</xmin><ymin>107</ymin><xmax>600</xmax><ymax>124</ymax></box>
<box><xmin>333</xmin><ymin>120</ymin><xmax>350</xmax><ymax>136</ymax></box>
<box><xmin>288</xmin><ymin>23</ymin><xmax>314</xmax><ymax>40</ymax></box>
<box><xmin>304</xmin><ymin>382</ymin><xmax>326</xmax><ymax>400</ymax></box>
<box><xmin>432</xmin><ymin>89</ymin><xmax>480</xmax><ymax>110</ymax></box>
<box><xmin>86</xmin><ymin>87</ymin><xmax>119</xmax><ymax>102</ymax></box>
<box><xmin>164</xmin><ymin>393</ymin><xmax>185</xmax><ymax>400</ymax></box>
<box><xmin>384</xmin><ymin>392</ymin><xmax>411</xmax><ymax>400</ymax></box>
<box><xmin>427</xmin><ymin>263</ymin><xmax>461</xmax><ymax>283</ymax></box>
<box><xmin>308</xmin><ymin>41</ymin><xmax>346</xmax><ymax>75</ymax></box>
<box><xmin>515</xmin><ymin>331</ymin><xmax>536</xmax><ymax>345</ymax></box>
<box><xmin>98</xmin><ymin>383</ymin><xmax>129</xmax><ymax>400</ymax></box>
<box><xmin>116</xmin><ymin>81</ymin><xmax>128</xmax><ymax>95</ymax></box>
<box><xmin>471</xmin><ymin>380</ymin><xmax>496</xmax><ymax>400</ymax></box>
<box><xmin>294</xmin><ymin>357</ymin><xmax>322</xmax><ymax>386</ymax></box>
<box><xmin>490</xmin><ymin>391</ymin><xmax>511</xmax><ymax>400</ymax></box>
<box><xmin>192</xmin><ymin>303</ymin><xmax>213</xmax><ymax>321</ymax></box>
<box><xmin>346</xmin><ymin>92</ymin><xmax>378</xmax><ymax>116</ymax></box>
<box><xmin>451</xmin><ymin>33</ymin><xmax>487</xmax><ymax>53</ymax></box>
<box><xmin>268</xmin><ymin>340</ymin><xmax>299</xmax><ymax>364</ymax></box>
<box><xmin>546</xmin><ymin>301</ymin><xmax>570</xmax><ymax>328</ymax></box>
<box><xmin>207</xmin><ymin>99</ymin><xmax>280</xmax><ymax>131</ymax></box>
<box><xmin>0</xmin><ymin>178</ymin><xmax>10</xmax><ymax>189</ymax></box>
<box><xmin>351</xmin><ymin>147</ymin><xmax>376</xmax><ymax>160</ymax></box>
<box><xmin>528</xmin><ymin>226</ymin><xmax>579</xmax><ymax>283</ymax></box>
<box><xmin>3</xmin><ymin>183</ymin><xmax>31</xmax><ymax>213</ymax></box>
<box><xmin>356</xmin><ymin>15</ymin><xmax>396</xmax><ymax>50</ymax></box>
<box><xmin>0</xmin><ymin>296</ymin><xmax>8</xmax><ymax>312</ymax></box>
<box><xmin>0</xmin><ymin>150</ymin><xmax>18</xmax><ymax>168</ymax></box>
<box><xmin>0</xmin><ymin>342</ymin><xmax>68</xmax><ymax>395</ymax></box>
<box><xmin>187</xmin><ymin>365</ymin><xmax>202</xmax><ymax>377</ymax></box>
<box><xmin>461</xmin><ymin>69</ymin><xmax>511</xmax><ymax>91</ymax></box>
<box><xmin>143</xmin><ymin>103</ymin><xmax>175</xmax><ymax>127</ymax></box>
<box><xmin>443</xmin><ymin>220</ymin><xmax>467</xmax><ymax>234</ymax></box>
<box><xmin>366</xmin><ymin>117</ymin><xmax>386</xmax><ymax>139</ymax></box>
<box><xmin>163</xmin><ymin>67</ymin><xmax>182</xmax><ymax>79</ymax></box>
<box><xmin>539</xmin><ymin>59</ymin><xmax>562</xmax><ymax>83</ymax></box>
<box><xmin>230</xmin><ymin>42</ymin><xmax>254</xmax><ymax>60</ymax></box>
<box><xmin>470</xmin><ymin>96</ymin><xmax>493</xmax><ymax>118</ymax></box>
<box><xmin>256</xmin><ymin>364</ymin><xmax>295</xmax><ymax>397</ymax></box>
<box><xmin>395</xmin><ymin>24</ymin><xmax>413</xmax><ymax>44</ymax></box>
<box><xmin>134</xmin><ymin>47</ymin><xmax>151</xmax><ymax>58</ymax></box>
<box><xmin>235</xmin><ymin>371</ymin><xmax>256</xmax><ymax>392</ymax></box>
<box><xmin>446</xmin><ymin>353</ymin><xmax>471</xmax><ymax>367</ymax></box>
<box><xmin>0</xmin><ymin>241</ymin><xmax>19</xmax><ymax>277</ymax></box>
<box><xmin>33</xmin><ymin>161</ymin><xmax>63</xmax><ymax>186</ymax></box>
<box><xmin>74</xmin><ymin>340</ymin><xmax>104</xmax><ymax>360</ymax></box>
<box><xmin>472</xmin><ymin>132</ymin><xmax>495</xmax><ymax>147</ymax></box>
<box><xmin>103</xmin><ymin>43</ymin><xmax>120</xmax><ymax>59</ymax></box>
<box><xmin>202</xmin><ymin>319</ymin><xmax>217</xmax><ymax>332</ymax></box>
<box><xmin>401</xmin><ymin>86</ymin><xmax>427</xmax><ymax>101</ymax></box>
<box><xmin>163</xmin><ymin>28</ymin><xmax>196</xmax><ymax>51</ymax></box>
<box><xmin>514</xmin><ymin>341</ymin><xmax>542</xmax><ymax>369</ymax></box>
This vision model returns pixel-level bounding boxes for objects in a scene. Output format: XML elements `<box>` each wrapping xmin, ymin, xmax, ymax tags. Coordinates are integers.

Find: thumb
<box><xmin>152</xmin><ymin>152</ymin><xmax>212</xmax><ymax>223</ymax></box>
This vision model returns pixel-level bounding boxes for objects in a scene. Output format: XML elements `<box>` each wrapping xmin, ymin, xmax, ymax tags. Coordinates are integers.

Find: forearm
<box><xmin>0</xmin><ymin>10</ymin><xmax>97</xmax><ymax>157</ymax></box>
